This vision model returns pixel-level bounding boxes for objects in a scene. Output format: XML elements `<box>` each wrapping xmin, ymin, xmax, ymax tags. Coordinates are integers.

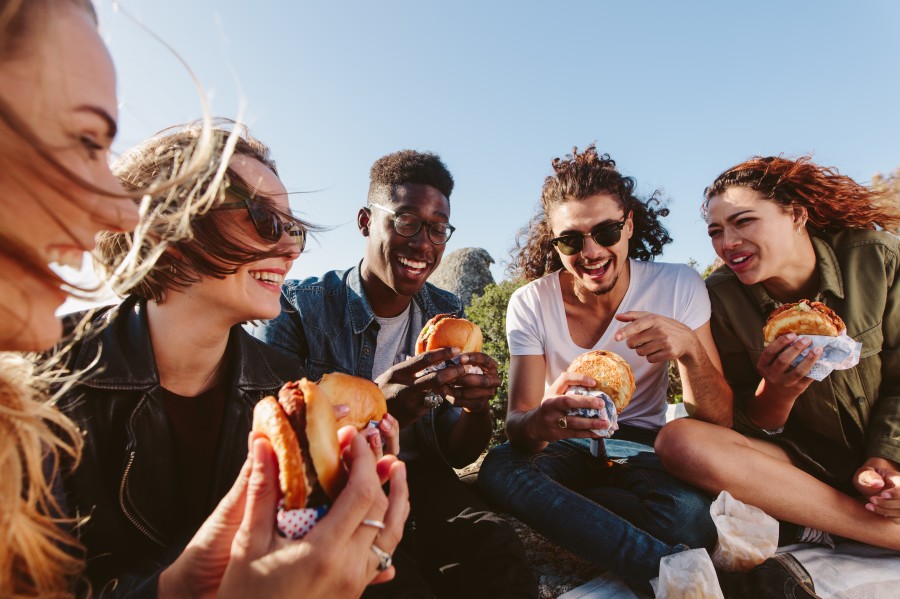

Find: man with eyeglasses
<box><xmin>477</xmin><ymin>145</ymin><xmax>733</xmax><ymax>590</ymax></box>
<box><xmin>253</xmin><ymin>150</ymin><xmax>537</xmax><ymax>598</ymax></box>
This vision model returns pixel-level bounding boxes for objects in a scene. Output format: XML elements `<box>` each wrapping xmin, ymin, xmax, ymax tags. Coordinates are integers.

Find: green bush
<box><xmin>466</xmin><ymin>279</ymin><xmax>525</xmax><ymax>447</ymax></box>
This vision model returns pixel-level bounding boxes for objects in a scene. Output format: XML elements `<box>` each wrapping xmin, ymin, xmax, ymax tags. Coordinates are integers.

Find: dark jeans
<box><xmin>478</xmin><ymin>425</ymin><xmax>717</xmax><ymax>586</ymax></box>
<box><xmin>362</xmin><ymin>456</ymin><xmax>538</xmax><ymax>599</ymax></box>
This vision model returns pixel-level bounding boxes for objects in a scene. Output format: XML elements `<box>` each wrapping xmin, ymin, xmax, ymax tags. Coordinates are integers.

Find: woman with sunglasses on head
<box><xmin>478</xmin><ymin>145</ymin><xmax>731</xmax><ymax>588</ymax></box>
<box><xmin>655</xmin><ymin>156</ymin><xmax>900</xmax><ymax>551</ymax></box>
<box><xmin>50</xmin><ymin>123</ymin><xmax>406</xmax><ymax>597</ymax></box>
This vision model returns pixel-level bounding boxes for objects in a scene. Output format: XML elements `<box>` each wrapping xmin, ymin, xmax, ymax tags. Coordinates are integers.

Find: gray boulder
<box><xmin>429</xmin><ymin>247</ymin><xmax>495</xmax><ymax>307</ymax></box>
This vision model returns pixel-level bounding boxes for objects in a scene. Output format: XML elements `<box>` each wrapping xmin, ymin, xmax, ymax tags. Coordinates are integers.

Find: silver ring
<box><xmin>423</xmin><ymin>391</ymin><xmax>444</xmax><ymax>409</ymax></box>
<box><xmin>371</xmin><ymin>543</ymin><xmax>393</xmax><ymax>571</ymax></box>
<box><xmin>362</xmin><ymin>518</ymin><xmax>386</xmax><ymax>530</ymax></box>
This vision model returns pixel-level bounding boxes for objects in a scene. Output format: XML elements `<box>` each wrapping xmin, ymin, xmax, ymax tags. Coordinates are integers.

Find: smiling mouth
<box><xmin>250</xmin><ymin>271</ymin><xmax>284</xmax><ymax>286</ymax></box>
<box><xmin>47</xmin><ymin>246</ymin><xmax>86</xmax><ymax>270</ymax></box>
<box><xmin>582</xmin><ymin>258</ymin><xmax>611</xmax><ymax>276</ymax></box>
<box><xmin>398</xmin><ymin>256</ymin><xmax>428</xmax><ymax>274</ymax></box>
<box><xmin>729</xmin><ymin>254</ymin><xmax>752</xmax><ymax>267</ymax></box>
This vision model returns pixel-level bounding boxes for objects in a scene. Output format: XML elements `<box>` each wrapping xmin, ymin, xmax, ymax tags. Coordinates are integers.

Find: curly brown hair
<box><xmin>702</xmin><ymin>155</ymin><xmax>900</xmax><ymax>232</ymax></box>
<box><xmin>510</xmin><ymin>145</ymin><xmax>671</xmax><ymax>281</ymax></box>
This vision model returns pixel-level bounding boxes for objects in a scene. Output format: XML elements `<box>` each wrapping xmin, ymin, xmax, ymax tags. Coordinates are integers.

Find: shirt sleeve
<box><xmin>675</xmin><ymin>265</ymin><xmax>712</xmax><ymax>331</ymax></box>
<box><xmin>867</xmin><ymin>247</ymin><xmax>900</xmax><ymax>464</ymax></box>
<box><xmin>506</xmin><ymin>285</ymin><xmax>545</xmax><ymax>356</ymax></box>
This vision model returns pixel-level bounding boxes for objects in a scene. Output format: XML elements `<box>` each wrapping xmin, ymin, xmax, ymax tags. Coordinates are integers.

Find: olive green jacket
<box><xmin>706</xmin><ymin>229</ymin><xmax>899</xmax><ymax>485</ymax></box>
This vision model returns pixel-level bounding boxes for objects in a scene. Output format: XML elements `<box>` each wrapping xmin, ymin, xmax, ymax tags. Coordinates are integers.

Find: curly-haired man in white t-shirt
<box><xmin>479</xmin><ymin>145</ymin><xmax>732</xmax><ymax>589</ymax></box>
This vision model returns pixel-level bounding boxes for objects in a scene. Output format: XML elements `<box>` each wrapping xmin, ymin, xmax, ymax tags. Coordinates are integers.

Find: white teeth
<box><xmin>732</xmin><ymin>256</ymin><xmax>749</xmax><ymax>264</ymax></box>
<box><xmin>47</xmin><ymin>248</ymin><xmax>85</xmax><ymax>270</ymax></box>
<box><xmin>251</xmin><ymin>271</ymin><xmax>284</xmax><ymax>284</ymax></box>
<box><xmin>399</xmin><ymin>257</ymin><xmax>426</xmax><ymax>270</ymax></box>
<box><xmin>583</xmin><ymin>259</ymin><xmax>611</xmax><ymax>271</ymax></box>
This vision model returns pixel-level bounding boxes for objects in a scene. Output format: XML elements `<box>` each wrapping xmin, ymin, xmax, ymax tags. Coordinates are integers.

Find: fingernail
<box><xmin>371</xmin><ymin>433</ymin><xmax>382</xmax><ymax>447</ymax></box>
<box><xmin>786</xmin><ymin>333</ymin><xmax>797</xmax><ymax>341</ymax></box>
<box><xmin>882</xmin><ymin>492</ymin><xmax>892</xmax><ymax>499</ymax></box>
<box><xmin>381</xmin><ymin>419</ymin><xmax>392</xmax><ymax>432</ymax></box>
<box><xmin>813</xmin><ymin>347</ymin><xmax>823</xmax><ymax>356</ymax></box>
<box><xmin>866</xmin><ymin>503</ymin><xmax>876</xmax><ymax>512</ymax></box>
<box><xmin>337</xmin><ymin>404</ymin><xmax>350</xmax><ymax>415</ymax></box>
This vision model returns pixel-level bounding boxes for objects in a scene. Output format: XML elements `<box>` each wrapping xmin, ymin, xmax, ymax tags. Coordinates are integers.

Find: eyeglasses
<box><xmin>550</xmin><ymin>214</ymin><xmax>628</xmax><ymax>256</ymax></box>
<box><xmin>367</xmin><ymin>203</ymin><xmax>455</xmax><ymax>245</ymax></box>
<box><xmin>217</xmin><ymin>187</ymin><xmax>306</xmax><ymax>253</ymax></box>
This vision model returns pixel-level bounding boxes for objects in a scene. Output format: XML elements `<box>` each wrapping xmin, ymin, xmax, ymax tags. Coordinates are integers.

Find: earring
<box><xmin>169</xmin><ymin>263</ymin><xmax>177</xmax><ymax>274</ymax></box>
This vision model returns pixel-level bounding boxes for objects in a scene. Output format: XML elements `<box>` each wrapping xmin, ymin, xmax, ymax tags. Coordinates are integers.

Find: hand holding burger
<box><xmin>317</xmin><ymin>372</ymin><xmax>399</xmax><ymax>457</ymax></box>
<box><xmin>564</xmin><ymin>350</ymin><xmax>635</xmax><ymax>438</ymax></box>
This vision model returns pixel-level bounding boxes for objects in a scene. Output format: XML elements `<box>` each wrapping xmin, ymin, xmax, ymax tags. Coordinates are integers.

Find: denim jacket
<box><xmin>706</xmin><ymin>230</ymin><xmax>900</xmax><ymax>485</ymax></box>
<box><xmin>253</xmin><ymin>263</ymin><xmax>465</xmax><ymax>464</ymax></box>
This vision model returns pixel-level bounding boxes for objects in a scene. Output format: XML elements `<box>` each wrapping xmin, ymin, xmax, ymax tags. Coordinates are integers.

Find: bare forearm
<box><xmin>506</xmin><ymin>409</ymin><xmax>549</xmax><ymax>454</ymax></box>
<box><xmin>680</xmin><ymin>344</ymin><xmax>733</xmax><ymax>427</ymax></box>
<box><xmin>745</xmin><ymin>379</ymin><xmax>797</xmax><ymax>430</ymax></box>
<box><xmin>445</xmin><ymin>408</ymin><xmax>492</xmax><ymax>468</ymax></box>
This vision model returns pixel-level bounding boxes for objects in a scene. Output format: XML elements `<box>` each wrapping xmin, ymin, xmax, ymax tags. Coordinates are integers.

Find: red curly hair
<box><xmin>702</xmin><ymin>155</ymin><xmax>900</xmax><ymax>232</ymax></box>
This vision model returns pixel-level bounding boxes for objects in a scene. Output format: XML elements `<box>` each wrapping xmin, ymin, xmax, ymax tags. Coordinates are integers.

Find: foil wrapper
<box><xmin>566</xmin><ymin>389</ymin><xmax>617</xmax><ymax>460</ymax></box>
<box><xmin>565</xmin><ymin>388</ymin><xmax>617</xmax><ymax>438</ymax></box>
<box><xmin>417</xmin><ymin>355</ymin><xmax>484</xmax><ymax>377</ymax></box>
<box><xmin>276</xmin><ymin>500</ymin><xmax>329</xmax><ymax>540</ymax></box>
<box><xmin>788</xmin><ymin>330</ymin><xmax>862</xmax><ymax>382</ymax></box>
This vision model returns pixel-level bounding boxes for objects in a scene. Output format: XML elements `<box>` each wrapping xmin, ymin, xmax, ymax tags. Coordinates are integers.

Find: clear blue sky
<box><xmin>96</xmin><ymin>0</ymin><xmax>900</xmax><ymax>282</ymax></box>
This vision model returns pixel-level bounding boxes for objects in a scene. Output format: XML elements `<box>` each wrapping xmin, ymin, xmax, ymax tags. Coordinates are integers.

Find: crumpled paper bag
<box><xmin>710</xmin><ymin>491</ymin><xmax>778</xmax><ymax>572</ymax></box>
<box><xmin>653</xmin><ymin>548</ymin><xmax>724</xmax><ymax>599</ymax></box>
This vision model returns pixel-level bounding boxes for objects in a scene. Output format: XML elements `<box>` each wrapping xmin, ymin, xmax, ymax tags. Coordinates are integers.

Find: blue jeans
<box><xmin>478</xmin><ymin>426</ymin><xmax>717</xmax><ymax>585</ymax></box>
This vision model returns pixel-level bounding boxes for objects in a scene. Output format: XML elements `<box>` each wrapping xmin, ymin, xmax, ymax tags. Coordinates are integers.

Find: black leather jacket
<box><xmin>57</xmin><ymin>296</ymin><xmax>304</xmax><ymax>596</ymax></box>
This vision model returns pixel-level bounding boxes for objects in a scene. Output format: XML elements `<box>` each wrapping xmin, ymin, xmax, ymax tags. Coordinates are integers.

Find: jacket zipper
<box><xmin>119</xmin><ymin>451</ymin><xmax>166</xmax><ymax>547</ymax></box>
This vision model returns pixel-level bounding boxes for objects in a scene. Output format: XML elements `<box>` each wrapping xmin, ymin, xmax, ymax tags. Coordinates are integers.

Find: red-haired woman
<box><xmin>656</xmin><ymin>155</ymin><xmax>900</xmax><ymax>549</ymax></box>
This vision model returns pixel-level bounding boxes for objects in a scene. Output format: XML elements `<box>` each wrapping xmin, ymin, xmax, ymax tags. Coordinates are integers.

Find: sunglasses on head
<box><xmin>550</xmin><ymin>214</ymin><xmax>628</xmax><ymax>256</ymax></box>
<box><xmin>216</xmin><ymin>187</ymin><xmax>306</xmax><ymax>253</ymax></box>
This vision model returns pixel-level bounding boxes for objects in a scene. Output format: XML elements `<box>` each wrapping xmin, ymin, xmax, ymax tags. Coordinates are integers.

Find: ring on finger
<box><xmin>557</xmin><ymin>415</ymin><xmax>568</xmax><ymax>429</ymax></box>
<box><xmin>423</xmin><ymin>391</ymin><xmax>444</xmax><ymax>409</ymax></box>
<box><xmin>362</xmin><ymin>518</ymin><xmax>386</xmax><ymax>530</ymax></box>
<box><xmin>371</xmin><ymin>543</ymin><xmax>393</xmax><ymax>571</ymax></box>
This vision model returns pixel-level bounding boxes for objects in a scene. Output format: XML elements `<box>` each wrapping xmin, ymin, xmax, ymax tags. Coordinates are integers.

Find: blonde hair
<box><xmin>0</xmin><ymin>1</ymin><xmax>220</xmax><ymax>595</ymax></box>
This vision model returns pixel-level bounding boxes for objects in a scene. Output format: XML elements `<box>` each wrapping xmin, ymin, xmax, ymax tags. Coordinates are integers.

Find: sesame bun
<box><xmin>566</xmin><ymin>350</ymin><xmax>636</xmax><ymax>413</ymax></box>
<box><xmin>317</xmin><ymin>372</ymin><xmax>388</xmax><ymax>431</ymax></box>
<box><xmin>763</xmin><ymin>300</ymin><xmax>845</xmax><ymax>344</ymax></box>
<box><xmin>415</xmin><ymin>313</ymin><xmax>483</xmax><ymax>354</ymax></box>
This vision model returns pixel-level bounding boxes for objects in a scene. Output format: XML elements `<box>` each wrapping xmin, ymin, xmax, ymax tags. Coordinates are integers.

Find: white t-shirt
<box><xmin>506</xmin><ymin>260</ymin><xmax>710</xmax><ymax>430</ymax></box>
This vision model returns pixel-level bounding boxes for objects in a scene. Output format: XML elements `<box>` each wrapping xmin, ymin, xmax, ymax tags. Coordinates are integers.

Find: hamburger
<box><xmin>566</xmin><ymin>349</ymin><xmax>636</xmax><ymax>415</ymax></box>
<box><xmin>252</xmin><ymin>379</ymin><xmax>342</xmax><ymax>510</ymax></box>
<box><xmin>317</xmin><ymin>372</ymin><xmax>388</xmax><ymax>430</ymax></box>
<box><xmin>762</xmin><ymin>300</ymin><xmax>845</xmax><ymax>344</ymax></box>
<box><xmin>416</xmin><ymin>314</ymin><xmax>483</xmax><ymax>354</ymax></box>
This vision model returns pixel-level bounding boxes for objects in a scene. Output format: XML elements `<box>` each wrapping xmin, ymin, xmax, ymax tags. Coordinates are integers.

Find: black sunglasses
<box><xmin>217</xmin><ymin>187</ymin><xmax>306</xmax><ymax>253</ymax></box>
<box><xmin>367</xmin><ymin>203</ymin><xmax>455</xmax><ymax>245</ymax></box>
<box><xmin>550</xmin><ymin>214</ymin><xmax>628</xmax><ymax>256</ymax></box>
